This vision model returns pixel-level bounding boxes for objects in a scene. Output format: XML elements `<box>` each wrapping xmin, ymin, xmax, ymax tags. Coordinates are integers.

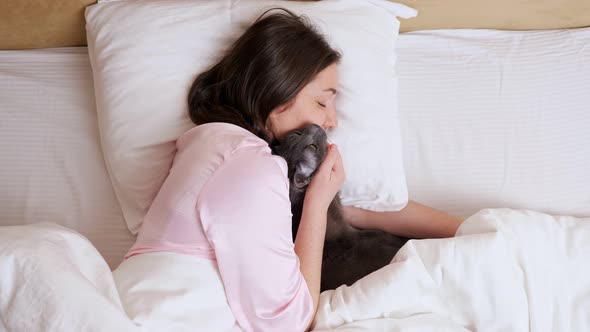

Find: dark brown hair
<box><xmin>187</xmin><ymin>8</ymin><xmax>341</xmax><ymax>143</ymax></box>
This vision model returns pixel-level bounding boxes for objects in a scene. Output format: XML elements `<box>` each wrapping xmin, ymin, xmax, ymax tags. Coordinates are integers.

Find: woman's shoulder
<box><xmin>177</xmin><ymin>122</ymin><xmax>264</xmax><ymax>150</ymax></box>
<box><xmin>174</xmin><ymin>122</ymin><xmax>288</xmax><ymax>184</ymax></box>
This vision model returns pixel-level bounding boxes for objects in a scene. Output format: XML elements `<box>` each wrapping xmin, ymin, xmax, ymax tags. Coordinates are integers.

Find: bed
<box><xmin>0</xmin><ymin>47</ymin><xmax>134</xmax><ymax>269</ymax></box>
<box><xmin>1</xmin><ymin>0</ymin><xmax>589</xmax><ymax>331</ymax></box>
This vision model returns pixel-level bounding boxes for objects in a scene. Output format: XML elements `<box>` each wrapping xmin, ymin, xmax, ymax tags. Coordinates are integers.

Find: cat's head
<box><xmin>271</xmin><ymin>124</ymin><xmax>329</xmax><ymax>195</ymax></box>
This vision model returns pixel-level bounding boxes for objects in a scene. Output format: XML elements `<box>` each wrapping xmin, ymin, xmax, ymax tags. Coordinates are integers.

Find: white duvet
<box><xmin>313</xmin><ymin>209</ymin><xmax>590</xmax><ymax>331</ymax></box>
<box><xmin>1</xmin><ymin>209</ymin><xmax>589</xmax><ymax>332</ymax></box>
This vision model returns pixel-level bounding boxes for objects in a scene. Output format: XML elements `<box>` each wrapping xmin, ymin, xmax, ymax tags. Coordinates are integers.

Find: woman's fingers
<box><xmin>305</xmin><ymin>144</ymin><xmax>346</xmax><ymax>211</ymax></box>
<box><xmin>317</xmin><ymin>144</ymin><xmax>338</xmax><ymax>175</ymax></box>
<box><xmin>331</xmin><ymin>145</ymin><xmax>344</xmax><ymax>175</ymax></box>
<box><xmin>316</xmin><ymin>144</ymin><xmax>345</xmax><ymax>184</ymax></box>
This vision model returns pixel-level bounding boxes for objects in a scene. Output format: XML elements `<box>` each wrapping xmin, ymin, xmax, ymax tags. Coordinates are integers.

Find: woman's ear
<box><xmin>266</xmin><ymin>102</ymin><xmax>292</xmax><ymax>141</ymax></box>
<box><xmin>269</xmin><ymin>102</ymin><xmax>291</xmax><ymax>118</ymax></box>
<box><xmin>267</xmin><ymin>104</ymin><xmax>287</xmax><ymax>130</ymax></box>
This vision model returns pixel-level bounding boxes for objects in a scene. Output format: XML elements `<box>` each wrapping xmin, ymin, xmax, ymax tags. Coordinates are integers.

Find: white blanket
<box><xmin>1</xmin><ymin>209</ymin><xmax>589</xmax><ymax>332</ymax></box>
<box><xmin>0</xmin><ymin>223</ymin><xmax>239</xmax><ymax>332</ymax></box>
<box><xmin>312</xmin><ymin>208</ymin><xmax>590</xmax><ymax>331</ymax></box>
<box><xmin>0</xmin><ymin>223</ymin><xmax>138</xmax><ymax>332</ymax></box>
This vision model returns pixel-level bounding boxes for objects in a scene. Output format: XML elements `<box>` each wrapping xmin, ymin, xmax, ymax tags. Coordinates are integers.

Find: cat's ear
<box><xmin>294</xmin><ymin>173</ymin><xmax>311</xmax><ymax>189</ymax></box>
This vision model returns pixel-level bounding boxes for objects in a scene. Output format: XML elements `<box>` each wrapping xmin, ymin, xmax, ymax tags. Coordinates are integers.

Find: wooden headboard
<box><xmin>2</xmin><ymin>0</ymin><xmax>590</xmax><ymax>50</ymax></box>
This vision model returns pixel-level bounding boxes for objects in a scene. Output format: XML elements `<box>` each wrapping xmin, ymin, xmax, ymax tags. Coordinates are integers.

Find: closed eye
<box><xmin>317</xmin><ymin>101</ymin><xmax>326</xmax><ymax>108</ymax></box>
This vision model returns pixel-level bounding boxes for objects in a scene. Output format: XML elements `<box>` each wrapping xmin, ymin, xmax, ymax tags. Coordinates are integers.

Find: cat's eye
<box><xmin>309</xmin><ymin>144</ymin><xmax>318</xmax><ymax>151</ymax></box>
<box><xmin>294</xmin><ymin>131</ymin><xmax>302</xmax><ymax>136</ymax></box>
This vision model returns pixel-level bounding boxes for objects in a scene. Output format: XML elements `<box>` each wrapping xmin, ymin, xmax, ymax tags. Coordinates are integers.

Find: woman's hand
<box><xmin>304</xmin><ymin>144</ymin><xmax>346</xmax><ymax>212</ymax></box>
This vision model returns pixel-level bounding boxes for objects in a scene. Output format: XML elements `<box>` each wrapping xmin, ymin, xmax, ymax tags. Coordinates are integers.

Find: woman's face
<box><xmin>267</xmin><ymin>63</ymin><xmax>339</xmax><ymax>141</ymax></box>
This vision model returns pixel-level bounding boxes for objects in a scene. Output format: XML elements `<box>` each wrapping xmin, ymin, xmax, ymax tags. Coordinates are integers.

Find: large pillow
<box><xmin>85</xmin><ymin>0</ymin><xmax>416</xmax><ymax>234</ymax></box>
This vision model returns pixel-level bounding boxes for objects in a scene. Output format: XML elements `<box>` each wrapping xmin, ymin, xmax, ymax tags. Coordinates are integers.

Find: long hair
<box><xmin>187</xmin><ymin>8</ymin><xmax>341</xmax><ymax>143</ymax></box>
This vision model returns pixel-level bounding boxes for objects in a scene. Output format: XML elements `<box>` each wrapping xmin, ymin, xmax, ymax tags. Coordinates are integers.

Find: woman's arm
<box><xmin>343</xmin><ymin>200</ymin><xmax>463</xmax><ymax>239</ymax></box>
<box><xmin>293</xmin><ymin>207</ymin><xmax>326</xmax><ymax>325</ymax></box>
<box><xmin>294</xmin><ymin>143</ymin><xmax>345</xmax><ymax>331</ymax></box>
<box><xmin>197</xmin><ymin>147</ymin><xmax>315</xmax><ymax>332</ymax></box>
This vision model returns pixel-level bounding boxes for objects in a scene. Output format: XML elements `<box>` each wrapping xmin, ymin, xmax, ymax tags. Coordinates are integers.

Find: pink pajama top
<box><xmin>126</xmin><ymin>122</ymin><xmax>313</xmax><ymax>331</ymax></box>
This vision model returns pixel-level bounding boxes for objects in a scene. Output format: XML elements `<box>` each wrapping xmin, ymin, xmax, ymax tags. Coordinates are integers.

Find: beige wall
<box><xmin>1</xmin><ymin>0</ymin><xmax>590</xmax><ymax>49</ymax></box>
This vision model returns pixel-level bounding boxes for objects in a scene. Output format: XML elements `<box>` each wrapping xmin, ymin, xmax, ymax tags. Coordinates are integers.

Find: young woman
<box><xmin>125</xmin><ymin>9</ymin><xmax>462</xmax><ymax>332</ymax></box>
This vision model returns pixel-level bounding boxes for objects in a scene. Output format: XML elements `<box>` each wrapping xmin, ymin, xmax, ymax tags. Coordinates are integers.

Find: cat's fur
<box><xmin>271</xmin><ymin>124</ymin><xmax>407</xmax><ymax>291</ymax></box>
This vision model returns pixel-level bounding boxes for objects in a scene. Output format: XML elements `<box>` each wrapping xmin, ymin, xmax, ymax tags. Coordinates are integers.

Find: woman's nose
<box><xmin>323</xmin><ymin>108</ymin><xmax>338</xmax><ymax>130</ymax></box>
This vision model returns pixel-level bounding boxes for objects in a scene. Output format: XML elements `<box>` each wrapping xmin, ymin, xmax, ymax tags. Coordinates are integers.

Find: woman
<box><xmin>125</xmin><ymin>9</ymin><xmax>462</xmax><ymax>332</ymax></box>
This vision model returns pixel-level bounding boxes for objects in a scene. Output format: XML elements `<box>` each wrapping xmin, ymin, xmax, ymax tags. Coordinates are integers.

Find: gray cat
<box><xmin>271</xmin><ymin>124</ymin><xmax>408</xmax><ymax>291</ymax></box>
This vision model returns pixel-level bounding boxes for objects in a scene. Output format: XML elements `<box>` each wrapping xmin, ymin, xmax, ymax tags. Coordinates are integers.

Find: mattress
<box><xmin>0</xmin><ymin>47</ymin><xmax>134</xmax><ymax>269</ymax></box>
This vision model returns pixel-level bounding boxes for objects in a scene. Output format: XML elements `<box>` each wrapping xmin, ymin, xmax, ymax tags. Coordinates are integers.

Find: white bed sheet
<box><xmin>397</xmin><ymin>27</ymin><xmax>590</xmax><ymax>219</ymax></box>
<box><xmin>0</xmin><ymin>47</ymin><xmax>134</xmax><ymax>269</ymax></box>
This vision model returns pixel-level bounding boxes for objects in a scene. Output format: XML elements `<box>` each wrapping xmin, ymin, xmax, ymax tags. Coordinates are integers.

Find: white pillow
<box><xmin>86</xmin><ymin>0</ymin><xmax>416</xmax><ymax>234</ymax></box>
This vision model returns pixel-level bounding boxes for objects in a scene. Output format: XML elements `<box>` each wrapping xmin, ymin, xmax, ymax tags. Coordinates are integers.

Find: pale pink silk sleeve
<box><xmin>196</xmin><ymin>145</ymin><xmax>314</xmax><ymax>332</ymax></box>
